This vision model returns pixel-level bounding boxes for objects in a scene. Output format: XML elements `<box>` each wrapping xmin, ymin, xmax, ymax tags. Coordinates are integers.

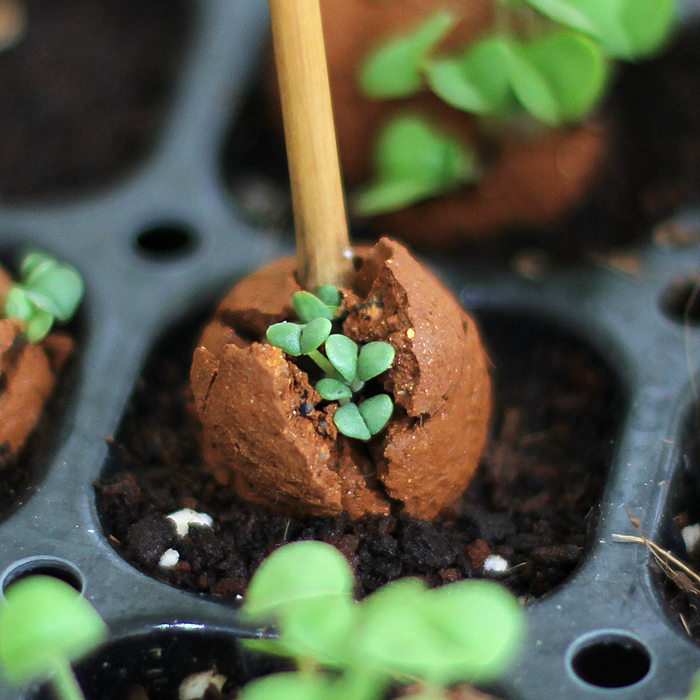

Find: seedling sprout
<box><xmin>267</xmin><ymin>286</ymin><xmax>396</xmax><ymax>441</ymax></box>
<box><xmin>0</xmin><ymin>575</ymin><xmax>107</xmax><ymax>700</ymax></box>
<box><xmin>240</xmin><ymin>541</ymin><xmax>523</xmax><ymax>700</ymax></box>
<box><xmin>4</xmin><ymin>250</ymin><xmax>84</xmax><ymax>343</ymax></box>
<box><xmin>355</xmin><ymin>0</ymin><xmax>676</xmax><ymax>215</ymax></box>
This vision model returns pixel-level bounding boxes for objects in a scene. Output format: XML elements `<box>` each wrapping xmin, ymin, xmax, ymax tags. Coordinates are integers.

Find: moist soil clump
<box><xmin>96</xmin><ymin>308</ymin><xmax>623</xmax><ymax>600</ymax></box>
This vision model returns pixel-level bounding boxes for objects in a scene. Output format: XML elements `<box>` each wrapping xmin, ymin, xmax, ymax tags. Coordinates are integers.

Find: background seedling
<box><xmin>240</xmin><ymin>541</ymin><xmax>524</xmax><ymax>700</ymax></box>
<box><xmin>355</xmin><ymin>0</ymin><xmax>676</xmax><ymax>215</ymax></box>
<box><xmin>267</xmin><ymin>287</ymin><xmax>395</xmax><ymax>441</ymax></box>
<box><xmin>0</xmin><ymin>576</ymin><xmax>107</xmax><ymax>700</ymax></box>
<box><xmin>4</xmin><ymin>250</ymin><xmax>84</xmax><ymax>343</ymax></box>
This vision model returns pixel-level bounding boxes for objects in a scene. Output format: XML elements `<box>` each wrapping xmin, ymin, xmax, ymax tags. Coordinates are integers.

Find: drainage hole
<box><xmin>661</xmin><ymin>276</ymin><xmax>700</xmax><ymax>325</ymax></box>
<box><xmin>571</xmin><ymin>634</ymin><xmax>651</xmax><ymax>688</ymax></box>
<box><xmin>1</xmin><ymin>557</ymin><xmax>83</xmax><ymax>595</ymax></box>
<box><xmin>135</xmin><ymin>224</ymin><xmax>197</xmax><ymax>259</ymax></box>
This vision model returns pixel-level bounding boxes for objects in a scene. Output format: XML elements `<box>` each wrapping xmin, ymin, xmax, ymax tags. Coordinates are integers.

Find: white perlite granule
<box><xmin>158</xmin><ymin>548</ymin><xmax>180</xmax><ymax>569</ymax></box>
<box><xmin>483</xmin><ymin>554</ymin><xmax>509</xmax><ymax>574</ymax></box>
<box><xmin>166</xmin><ymin>508</ymin><xmax>213</xmax><ymax>538</ymax></box>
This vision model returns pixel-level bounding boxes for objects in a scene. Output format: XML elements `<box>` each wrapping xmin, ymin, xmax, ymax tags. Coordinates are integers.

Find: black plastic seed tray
<box><xmin>1</xmin><ymin>1</ymin><xmax>700</xmax><ymax>698</ymax></box>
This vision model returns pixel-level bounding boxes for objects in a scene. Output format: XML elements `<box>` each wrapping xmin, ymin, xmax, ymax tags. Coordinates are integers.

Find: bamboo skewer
<box><xmin>268</xmin><ymin>0</ymin><xmax>354</xmax><ymax>291</ymax></box>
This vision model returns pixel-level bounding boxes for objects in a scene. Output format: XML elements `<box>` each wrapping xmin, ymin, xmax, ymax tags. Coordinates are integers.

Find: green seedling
<box><xmin>359</xmin><ymin>9</ymin><xmax>457</xmax><ymax>99</ymax></box>
<box><xmin>354</xmin><ymin>114</ymin><xmax>478</xmax><ymax>216</ymax></box>
<box><xmin>4</xmin><ymin>250</ymin><xmax>84</xmax><ymax>343</ymax></box>
<box><xmin>426</xmin><ymin>29</ymin><xmax>608</xmax><ymax>126</ymax></box>
<box><xmin>0</xmin><ymin>575</ymin><xmax>107</xmax><ymax>700</ymax></box>
<box><xmin>266</xmin><ymin>287</ymin><xmax>396</xmax><ymax>441</ymax></box>
<box><xmin>240</xmin><ymin>541</ymin><xmax>524</xmax><ymax>700</ymax></box>
<box><xmin>356</xmin><ymin>0</ymin><xmax>676</xmax><ymax>213</ymax></box>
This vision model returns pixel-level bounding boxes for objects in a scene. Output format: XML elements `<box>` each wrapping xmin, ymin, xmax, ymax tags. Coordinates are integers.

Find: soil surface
<box><xmin>96</xmin><ymin>307</ymin><xmax>623</xmax><ymax>601</ymax></box>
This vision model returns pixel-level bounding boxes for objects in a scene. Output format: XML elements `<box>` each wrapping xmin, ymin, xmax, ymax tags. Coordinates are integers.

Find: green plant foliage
<box><xmin>507</xmin><ymin>30</ymin><xmax>608</xmax><ymax>125</ymax></box>
<box><xmin>521</xmin><ymin>0</ymin><xmax>675</xmax><ymax>59</ymax></box>
<box><xmin>357</xmin><ymin>342</ymin><xmax>396</xmax><ymax>382</ymax></box>
<box><xmin>244</xmin><ymin>541</ymin><xmax>355</xmax><ymax>621</ymax></box>
<box><xmin>239</xmin><ymin>541</ymin><xmax>524</xmax><ymax>700</ymax></box>
<box><xmin>316</xmin><ymin>378</ymin><xmax>353</xmax><ymax>402</ymax></box>
<box><xmin>357</xmin><ymin>394</ymin><xmax>393</xmax><ymax>435</ymax></box>
<box><xmin>0</xmin><ymin>576</ymin><xmax>107</xmax><ymax>700</ymax></box>
<box><xmin>300</xmin><ymin>318</ymin><xmax>332</xmax><ymax>354</ymax></box>
<box><xmin>333</xmin><ymin>402</ymin><xmax>372</xmax><ymax>441</ymax></box>
<box><xmin>266</xmin><ymin>288</ymin><xmax>396</xmax><ymax>441</ymax></box>
<box><xmin>325</xmin><ymin>334</ymin><xmax>358</xmax><ymax>383</ymax></box>
<box><xmin>428</xmin><ymin>30</ymin><xmax>607</xmax><ymax>126</ymax></box>
<box><xmin>293</xmin><ymin>291</ymin><xmax>336</xmax><ymax>323</ymax></box>
<box><xmin>316</xmin><ymin>284</ymin><xmax>343</xmax><ymax>308</ymax></box>
<box><xmin>354</xmin><ymin>114</ymin><xmax>478</xmax><ymax>216</ymax></box>
<box><xmin>239</xmin><ymin>672</ymin><xmax>333</xmax><ymax>700</ymax></box>
<box><xmin>4</xmin><ymin>251</ymin><xmax>84</xmax><ymax>343</ymax></box>
<box><xmin>359</xmin><ymin>10</ymin><xmax>456</xmax><ymax>99</ymax></box>
<box><xmin>425</xmin><ymin>37</ymin><xmax>517</xmax><ymax>114</ymax></box>
<box><xmin>267</xmin><ymin>322</ymin><xmax>303</xmax><ymax>356</ymax></box>
<box><xmin>354</xmin><ymin>0</ymin><xmax>674</xmax><ymax>217</ymax></box>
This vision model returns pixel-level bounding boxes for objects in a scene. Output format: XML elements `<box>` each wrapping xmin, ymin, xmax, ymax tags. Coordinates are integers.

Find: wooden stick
<box><xmin>268</xmin><ymin>0</ymin><xmax>354</xmax><ymax>291</ymax></box>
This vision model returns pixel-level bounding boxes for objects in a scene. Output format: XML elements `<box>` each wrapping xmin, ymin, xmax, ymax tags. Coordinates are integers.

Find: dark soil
<box><xmin>0</xmin><ymin>0</ymin><xmax>190</xmax><ymax>201</ymax></box>
<box><xmin>95</xmin><ymin>308</ymin><xmax>623</xmax><ymax>601</ymax></box>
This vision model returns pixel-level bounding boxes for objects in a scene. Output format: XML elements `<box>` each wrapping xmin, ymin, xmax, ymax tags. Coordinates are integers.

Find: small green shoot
<box><xmin>359</xmin><ymin>10</ymin><xmax>457</xmax><ymax>99</ymax></box>
<box><xmin>240</xmin><ymin>541</ymin><xmax>524</xmax><ymax>700</ymax></box>
<box><xmin>4</xmin><ymin>250</ymin><xmax>84</xmax><ymax>343</ymax></box>
<box><xmin>353</xmin><ymin>114</ymin><xmax>478</xmax><ymax>217</ymax></box>
<box><xmin>0</xmin><ymin>576</ymin><xmax>107</xmax><ymax>700</ymax></box>
<box><xmin>266</xmin><ymin>288</ymin><xmax>396</xmax><ymax>441</ymax></box>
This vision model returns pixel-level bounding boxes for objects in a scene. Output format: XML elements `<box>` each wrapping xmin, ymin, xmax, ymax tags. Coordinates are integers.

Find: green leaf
<box><xmin>377</xmin><ymin>114</ymin><xmax>475</xmax><ymax>186</ymax></box>
<box><xmin>333</xmin><ymin>402</ymin><xmax>371</xmax><ymax>441</ymax></box>
<box><xmin>354</xmin><ymin>179</ymin><xmax>447</xmax><ymax>217</ymax></box>
<box><xmin>615</xmin><ymin>0</ymin><xmax>675</xmax><ymax>59</ymax></box>
<box><xmin>354</xmin><ymin>114</ymin><xmax>478</xmax><ymax>216</ymax></box>
<box><xmin>243</xmin><ymin>541</ymin><xmax>355</xmax><ymax>621</ymax></box>
<box><xmin>293</xmin><ymin>292</ymin><xmax>335</xmax><ymax>323</ymax></box>
<box><xmin>19</xmin><ymin>251</ymin><xmax>57</xmax><ymax>280</ymax></box>
<box><xmin>239</xmin><ymin>672</ymin><xmax>332</xmax><ymax>700</ymax></box>
<box><xmin>315</xmin><ymin>285</ymin><xmax>342</xmax><ymax>308</ymax></box>
<box><xmin>267</xmin><ymin>322</ymin><xmax>303</xmax><ymax>356</ymax></box>
<box><xmin>5</xmin><ymin>287</ymin><xmax>33</xmax><ymax>322</ymax></box>
<box><xmin>278</xmin><ymin>594</ymin><xmax>358</xmax><ymax>665</ymax></box>
<box><xmin>419</xmin><ymin>580</ymin><xmax>524</xmax><ymax>682</ymax></box>
<box><xmin>425</xmin><ymin>38</ymin><xmax>517</xmax><ymax>114</ymax></box>
<box><xmin>300</xmin><ymin>318</ymin><xmax>332</xmax><ymax>354</ymax></box>
<box><xmin>507</xmin><ymin>31</ymin><xmax>608</xmax><ymax>126</ymax></box>
<box><xmin>520</xmin><ymin>0</ymin><xmax>598</xmax><ymax>35</ymax></box>
<box><xmin>357</xmin><ymin>580</ymin><xmax>522</xmax><ymax>683</ymax></box>
<box><xmin>358</xmin><ymin>395</ymin><xmax>393</xmax><ymax>436</ymax></box>
<box><xmin>325</xmin><ymin>334</ymin><xmax>358</xmax><ymax>383</ymax></box>
<box><xmin>0</xmin><ymin>576</ymin><xmax>107</xmax><ymax>685</ymax></box>
<box><xmin>357</xmin><ymin>342</ymin><xmax>395</xmax><ymax>382</ymax></box>
<box><xmin>25</xmin><ymin>310</ymin><xmax>54</xmax><ymax>343</ymax></box>
<box><xmin>23</xmin><ymin>262</ymin><xmax>84</xmax><ymax>322</ymax></box>
<box><xmin>522</xmin><ymin>0</ymin><xmax>675</xmax><ymax>60</ymax></box>
<box><xmin>360</xmin><ymin>577</ymin><xmax>428</xmax><ymax>622</ymax></box>
<box><xmin>315</xmin><ymin>378</ymin><xmax>353</xmax><ymax>402</ymax></box>
<box><xmin>359</xmin><ymin>10</ymin><xmax>457</xmax><ymax>99</ymax></box>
